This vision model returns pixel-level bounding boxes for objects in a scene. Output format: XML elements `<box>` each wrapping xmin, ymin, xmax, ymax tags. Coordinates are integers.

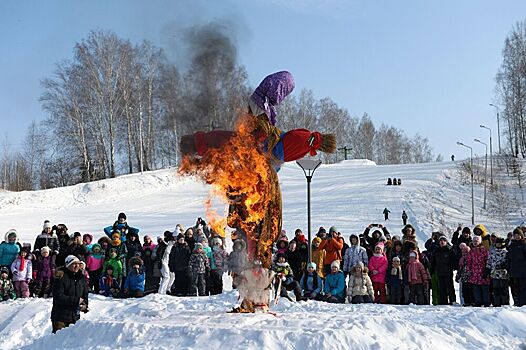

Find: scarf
<box><xmin>19</xmin><ymin>256</ymin><xmax>26</xmax><ymax>271</ymax></box>
<box><xmin>390</xmin><ymin>266</ymin><xmax>403</xmax><ymax>280</ymax></box>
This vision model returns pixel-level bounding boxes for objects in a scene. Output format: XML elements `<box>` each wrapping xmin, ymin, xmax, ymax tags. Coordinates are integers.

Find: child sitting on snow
<box><xmin>33</xmin><ymin>246</ymin><xmax>54</xmax><ymax>298</ymax></box>
<box><xmin>0</xmin><ymin>266</ymin><xmax>16</xmax><ymax>301</ymax></box>
<box><xmin>124</xmin><ymin>257</ymin><xmax>145</xmax><ymax>298</ymax></box>
<box><xmin>347</xmin><ymin>261</ymin><xmax>374</xmax><ymax>304</ymax></box>
<box><xmin>299</xmin><ymin>262</ymin><xmax>322</xmax><ymax>300</ymax></box>
<box><xmin>189</xmin><ymin>243</ymin><xmax>210</xmax><ymax>296</ymax></box>
<box><xmin>407</xmin><ymin>251</ymin><xmax>430</xmax><ymax>305</ymax></box>
<box><xmin>385</xmin><ymin>256</ymin><xmax>404</xmax><ymax>304</ymax></box>
<box><xmin>11</xmin><ymin>247</ymin><xmax>32</xmax><ymax>298</ymax></box>
<box><xmin>99</xmin><ymin>265</ymin><xmax>120</xmax><ymax>298</ymax></box>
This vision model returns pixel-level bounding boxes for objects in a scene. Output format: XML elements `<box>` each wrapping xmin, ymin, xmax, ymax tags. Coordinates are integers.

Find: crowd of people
<box><xmin>1</xmin><ymin>213</ymin><xmax>526</xmax><ymax>332</ymax></box>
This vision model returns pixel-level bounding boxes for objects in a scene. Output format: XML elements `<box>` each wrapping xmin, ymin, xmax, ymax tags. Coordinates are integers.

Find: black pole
<box><xmin>307</xmin><ymin>175</ymin><xmax>312</xmax><ymax>264</ymax></box>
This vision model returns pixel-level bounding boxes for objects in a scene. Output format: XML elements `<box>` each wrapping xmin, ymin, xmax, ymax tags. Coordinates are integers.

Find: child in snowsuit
<box><xmin>33</xmin><ymin>246</ymin><xmax>54</xmax><ymax>298</ymax></box>
<box><xmin>86</xmin><ymin>243</ymin><xmax>105</xmax><ymax>293</ymax></box>
<box><xmin>347</xmin><ymin>261</ymin><xmax>374</xmax><ymax>304</ymax></box>
<box><xmin>407</xmin><ymin>251</ymin><xmax>430</xmax><ymax>305</ymax></box>
<box><xmin>211</xmin><ymin>238</ymin><xmax>228</xmax><ymax>295</ymax></box>
<box><xmin>124</xmin><ymin>257</ymin><xmax>145</xmax><ymax>298</ymax></box>
<box><xmin>189</xmin><ymin>243</ymin><xmax>210</xmax><ymax>296</ymax></box>
<box><xmin>99</xmin><ymin>265</ymin><xmax>120</xmax><ymax>298</ymax></box>
<box><xmin>487</xmin><ymin>237</ymin><xmax>509</xmax><ymax>306</ymax></box>
<box><xmin>299</xmin><ymin>262</ymin><xmax>323</xmax><ymax>300</ymax></box>
<box><xmin>386</xmin><ymin>256</ymin><xmax>404</xmax><ymax>304</ymax></box>
<box><xmin>272</xmin><ymin>252</ymin><xmax>304</xmax><ymax>301</ymax></box>
<box><xmin>369</xmin><ymin>242</ymin><xmax>388</xmax><ymax>303</ymax></box>
<box><xmin>0</xmin><ymin>266</ymin><xmax>16</xmax><ymax>301</ymax></box>
<box><xmin>227</xmin><ymin>240</ymin><xmax>248</xmax><ymax>288</ymax></box>
<box><xmin>11</xmin><ymin>247</ymin><xmax>32</xmax><ymax>298</ymax></box>
<box><xmin>103</xmin><ymin>248</ymin><xmax>123</xmax><ymax>285</ymax></box>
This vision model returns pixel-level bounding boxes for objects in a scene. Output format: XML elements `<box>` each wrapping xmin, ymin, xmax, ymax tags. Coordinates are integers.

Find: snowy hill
<box><xmin>0</xmin><ymin>159</ymin><xmax>525</xmax><ymax>349</ymax></box>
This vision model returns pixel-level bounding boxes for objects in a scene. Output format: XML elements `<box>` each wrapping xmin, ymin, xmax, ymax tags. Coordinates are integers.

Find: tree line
<box><xmin>1</xmin><ymin>27</ymin><xmax>433</xmax><ymax>192</ymax></box>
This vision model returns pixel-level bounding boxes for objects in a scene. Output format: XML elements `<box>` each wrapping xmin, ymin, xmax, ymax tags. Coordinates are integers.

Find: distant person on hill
<box><xmin>387</xmin><ymin>178</ymin><xmax>392</xmax><ymax>185</ymax></box>
<box><xmin>402</xmin><ymin>211</ymin><xmax>408</xmax><ymax>226</ymax></box>
<box><xmin>397</xmin><ymin>178</ymin><xmax>401</xmax><ymax>185</ymax></box>
<box><xmin>392</xmin><ymin>178</ymin><xmax>398</xmax><ymax>186</ymax></box>
<box><xmin>383</xmin><ymin>208</ymin><xmax>391</xmax><ymax>221</ymax></box>
<box><xmin>451</xmin><ymin>154</ymin><xmax>455</xmax><ymax>161</ymax></box>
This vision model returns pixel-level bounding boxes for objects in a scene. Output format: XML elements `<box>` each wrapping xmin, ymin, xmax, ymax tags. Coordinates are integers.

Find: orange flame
<box><xmin>179</xmin><ymin>115</ymin><xmax>275</xmax><ymax>243</ymax></box>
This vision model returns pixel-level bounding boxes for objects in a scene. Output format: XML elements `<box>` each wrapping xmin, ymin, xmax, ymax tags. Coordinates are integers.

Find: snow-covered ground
<box><xmin>0</xmin><ymin>159</ymin><xmax>525</xmax><ymax>349</ymax></box>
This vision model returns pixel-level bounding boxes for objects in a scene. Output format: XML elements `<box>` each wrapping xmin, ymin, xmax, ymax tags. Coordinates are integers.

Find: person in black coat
<box><xmin>430</xmin><ymin>236</ymin><xmax>457</xmax><ymax>305</ymax></box>
<box><xmin>65</xmin><ymin>233</ymin><xmax>88</xmax><ymax>262</ymax></box>
<box><xmin>169</xmin><ymin>234</ymin><xmax>192</xmax><ymax>296</ymax></box>
<box><xmin>507</xmin><ymin>228</ymin><xmax>526</xmax><ymax>306</ymax></box>
<box><xmin>125</xmin><ymin>232</ymin><xmax>143</xmax><ymax>269</ymax></box>
<box><xmin>451</xmin><ymin>226</ymin><xmax>472</xmax><ymax>259</ymax></box>
<box><xmin>55</xmin><ymin>224</ymin><xmax>70</xmax><ymax>267</ymax></box>
<box><xmin>51</xmin><ymin>255</ymin><xmax>88</xmax><ymax>334</ymax></box>
<box><xmin>34</xmin><ymin>222</ymin><xmax>60</xmax><ymax>264</ymax></box>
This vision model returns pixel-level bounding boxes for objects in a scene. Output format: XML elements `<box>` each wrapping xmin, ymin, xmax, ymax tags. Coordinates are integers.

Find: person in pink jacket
<box><xmin>86</xmin><ymin>244</ymin><xmax>105</xmax><ymax>293</ymax></box>
<box><xmin>368</xmin><ymin>242</ymin><xmax>388</xmax><ymax>303</ymax></box>
<box><xmin>466</xmin><ymin>236</ymin><xmax>490</xmax><ymax>307</ymax></box>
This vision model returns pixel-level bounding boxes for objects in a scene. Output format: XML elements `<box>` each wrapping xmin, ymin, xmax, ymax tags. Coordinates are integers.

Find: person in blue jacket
<box><xmin>321</xmin><ymin>260</ymin><xmax>346</xmax><ymax>303</ymax></box>
<box><xmin>0</xmin><ymin>230</ymin><xmax>21</xmax><ymax>268</ymax></box>
<box><xmin>299</xmin><ymin>262</ymin><xmax>323</xmax><ymax>300</ymax></box>
<box><xmin>103</xmin><ymin>213</ymin><xmax>139</xmax><ymax>242</ymax></box>
<box><xmin>124</xmin><ymin>257</ymin><xmax>145</xmax><ymax>298</ymax></box>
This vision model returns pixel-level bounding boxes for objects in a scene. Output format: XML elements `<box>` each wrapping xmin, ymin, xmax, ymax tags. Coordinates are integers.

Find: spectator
<box><xmin>347</xmin><ymin>261</ymin><xmax>374</xmax><ymax>304</ymax></box>
<box><xmin>386</xmin><ymin>256</ymin><xmax>403</xmax><ymax>304</ymax></box>
<box><xmin>311</xmin><ymin>237</ymin><xmax>326</xmax><ymax>278</ymax></box>
<box><xmin>343</xmin><ymin>234</ymin><xmax>368</xmax><ymax>275</ymax></box>
<box><xmin>99</xmin><ymin>265</ymin><xmax>120</xmax><ymax>298</ymax></box>
<box><xmin>369</xmin><ymin>242</ymin><xmax>388</xmax><ymax>303</ymax></box>
<box><xmin>456</xmin><ymin>243</ymin><xmax>473</xmax><ymax>306</ymax></box>
<box><xmin>383</xmin><ymin>208</ymin><xmax>391</xmax><ymax>220</ymax></box>
<box><xmin>34</xmin><ymin>221</ymin><xmax>60</xmax><ymax>262</ymax></box>
<box><xmin>407</xmin><ymin>251</ymin><xmax>429</xmax><ymax>305</ymax></box>
<box><xmin>318</xmin><ymin>227</ymin><xmax>344</xmax><ymax>276</ymax></box>
<box><xmin>272</xmin><ymin>252</ymin><xmax>304</xmax><ymax>301</ymax></box>
<box><xmin>507</xmin><ymin>228</ymin><xmax>526</xmax><ymax>306</ymax></box>
<box><xmin>299</xmin><ymin>262</ymin><xmax>322</xmax><ymax>300</ymax></box>
<box><xmin>188</xmin><ymin>243</ymin><xmax>210</xmax><ymax>296</ymax></box>
<box><xmin>86</xmin><ymin>244</ymin><xmax>104</xmax><ymax>294</ymax></box>
<box><xmin>210</xmin><ymin>238</ymin><xmax>228</xmax><ymax>295</ymax></box>
<box><xmin>169</xmin><ymin>234</ymin><xmax>191</xmax><ymax>296</ymax></box>
<box><xmin>473</xmin><ymin>224</ymin><xmax>491</xmax><ymax>250</ymax></box>
<box><xmin>11</xmin><ymin>247</ymin><xmax>32</xmax><ymax>298</ymax></box>
<box><xmin>321</xmin><ymin>260</ymin><xmax>345</xmax><ymax>303</ymax></box>
<box><xmin>0</xmin><ymin>229</ymin><xmax>21</xmax><ymax>269</ymax></box>
<box><xmin>402</xmin><ymin>211</ymin><xmax>408</xmax><ymax>226</ymax></box>
<box><xmin>51</xmin><ymin>255</ymin><xmax>88</xmax><ymax>333</ymax></box>
<box><xmin>33</xmin><ymin>246</ymin><xmax>54</xmax><ymax>298</ymax></box>
<box><xmin>0</xmin><ymin>266</ymin><xmax>16</xmax><ymax>301</ymax></box>
<box><xmin>487</xmin><ymin>238</ymin><xmax>509</xmax><ymax>306</ymax></box>
<box><xmin>466</xmin><ymin>236</ymin><xmax>490</xmax><ymax>307</ymax></box>
<box><xmin>431</xmin><ymin>235</ymin><xmax>457</xmax><ymax>305</ymax></box>
<box><xmin>124</xmin><ymin>257</ymin><xmax>145</xmax><ymax>298</ymax></box>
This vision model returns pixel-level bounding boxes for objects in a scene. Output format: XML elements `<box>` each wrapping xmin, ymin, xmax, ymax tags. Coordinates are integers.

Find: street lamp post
<box><xmin>297</xmin><ymin>158</ymin><xmax>323</xmax><ymax>264</ymax></box>
<box><xmin>457</xmin><ymin>142</ymin><xmax>475</xmax><ymax>225</ymax></box>
<box><xmin>474</xmin><ymin>138</ymin><xmax>488</xmax><ymax>210</ymax></box>
<box><xmin>489</xmin><ymin>104</ymin><xmax>501</xmax><ymax>154</ymax></box>
<box><xmin>480</xmin><ymin>125</ymin><xmax>493</xmax><ymax>185</ymax></box>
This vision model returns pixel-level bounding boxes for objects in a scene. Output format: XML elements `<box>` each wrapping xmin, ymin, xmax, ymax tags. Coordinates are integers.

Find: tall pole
<box><xmin>457</xmin><ymin>142</ymin><xmax>475</xmax><ymax>225</ymax></box>
<box><xmin>306</xmin><ymin>176</ymin><xmax>312</xmax><ymax>264</ymax></box>
<box><xmin>490</xmin><ymin>104</ymin><xmax>502</xmax><ymax>154</ymax></box>
<box><xmin>475</xmin><ymin>139</ymin><xmax>488</xmax><ymax>209</ymax></box>
<box><xmin>480</xmin><ymin>125</ymin><xmax>493</xmax><ymax>185</ymax></box>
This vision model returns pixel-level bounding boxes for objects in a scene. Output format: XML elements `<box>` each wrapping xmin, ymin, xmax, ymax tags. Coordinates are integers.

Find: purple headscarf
<box><xmin>250</xmin><ymin>71</ymin><xmax>295</xmax><ymax>125</ymax></box>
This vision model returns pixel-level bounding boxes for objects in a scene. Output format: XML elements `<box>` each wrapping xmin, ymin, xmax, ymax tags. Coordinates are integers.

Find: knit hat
<box><xmin>43</xmin><ymin>222</ymin><xmax>52</xmax><ymax>230</ymax></box>
<box><xmin>41</xmin><ymin>246</ymin><xmax>51</xmax><ymax>254</ymax></box>
<box><xmin>513</xmin><ymin>227</ymin><xmax>524</xmax><ymax>239</ymax></box>
<box><xmin>213</xmin><ymin>238</ymin><xmax>222</xmax><ymax>246</ymax></box>
<box><xmin>65</xmin><ymin>255</ymin><xmax>80</xmax><ymax>268</ymax></box>
<box><xmin>0</xmin><ymin>266</ymin><xmax>9</xmax><ymax>275</ymax></box>
<box><xmin>331</xmin><ymin>260</ymin><xmax>340</xmax><ymax>269</ymax></box>
<box><xmin>392</xmin><ymin>256</ymin><xmax>401</xmax><ymax>263</ymax></box>
<box><xmin>118</xmin><ymin>212</ymin><xmax>127</xmax><ymax>220</ymax></box>
<box><xmin>472</xmin><ymin>236</ymin><xmax>482</xmax><ymax>245</ymax></box>
<box><xmin>194</xmin><ymin>243</ymin><xmax>203</xmax><ymax>251</ymax></box>
<box><xmin>439</xmin><ymin>235</ymin><xmax>448</xmax><ymax>242</ymax></box>
<box><xmin>409</xmin><ymin>251</ymin><xmax>417</xmax><ymax>258</ymax></box>
<box><xmin>462</xmin><ymin>227</ymin><xmax>471</xmax><ymax>235</ymax></box>
<box><xmin>276</xmin><ymin>252</ymin><xmax>287</xmax><ymax>261</ymax></box>
<box><xmin>317</xmin><ymin>227</ymin><xmax>326</xmax><ymax>235</ymax></box>
<box><xmin>307</xmin><ymin>262</ymin><xmax>317</xmax><ymax>270</ymax></box>
<box><xmin>375</xmin><ymin>242</ymin><xmax>385</xmax><ymax>251</ymax></box>
<box><xmin>312</xmin><ymin>236</ymin><xmax>322</xmax><ymax>245</ymax></box>
<box><xmin>91</xmin><ymin>243</ymin><xmax>102</xmax><ymax>252</ymax></box>
<box><xmin>329</xmin><ymin>226</ymin><xmax>338</xmax><ymax>234</ymax></box>
<box><xmin>459</xmin><ymin>243</ymin><xmax>471</xmax><ymax>253</ymax></box>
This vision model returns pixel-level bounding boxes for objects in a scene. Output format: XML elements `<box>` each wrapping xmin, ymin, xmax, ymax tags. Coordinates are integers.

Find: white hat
<box><xmin>331</xmin><ymin>260</ymin><xmax>340</xmax><ymax>269</ymax></box>
<box><xmin>43</xmin><ymin>222</ymin><xmax>52</xmax><ymax>230</ymax></box>
<box><xmin>41</xmin><ymin>246</ymin><xmax>50</xmax><ymax>254</ymax></box>
<box><xmin>65</xmin><ymin>255</ymin><xmax>80</xmax><ymax>268</ymax></box>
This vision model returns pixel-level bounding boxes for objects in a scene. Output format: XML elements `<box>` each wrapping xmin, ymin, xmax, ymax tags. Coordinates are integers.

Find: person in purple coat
<box><xmin>34</xmin><ymin>246</ymin><xmax>54</xmax><ymax>298</ymax></box>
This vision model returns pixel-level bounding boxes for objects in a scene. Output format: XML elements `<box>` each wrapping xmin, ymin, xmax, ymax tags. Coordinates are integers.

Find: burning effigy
<box><xmin>179</xmin><ymin>71</ymin><xmax>335</xmax><ymax>312</ymax></box>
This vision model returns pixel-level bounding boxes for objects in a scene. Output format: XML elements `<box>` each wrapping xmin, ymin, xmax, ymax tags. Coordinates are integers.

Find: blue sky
<box><xmin>1</xmin><ymin>0</ymin><xmax>525</xmax><ymax>159</ymax></box>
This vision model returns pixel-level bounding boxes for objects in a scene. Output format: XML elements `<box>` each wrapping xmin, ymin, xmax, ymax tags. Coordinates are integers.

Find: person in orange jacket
<box><xmin>318</xmin><ymin>226</ymin><xmax>344</xmax><ymax>276</ymax></box>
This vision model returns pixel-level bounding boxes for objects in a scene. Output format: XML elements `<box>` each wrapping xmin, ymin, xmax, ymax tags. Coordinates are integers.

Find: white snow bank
<box><xmin>0</xmin><ymin>292</ymin><xmax>524</xmax><ymax>350</ymax></box>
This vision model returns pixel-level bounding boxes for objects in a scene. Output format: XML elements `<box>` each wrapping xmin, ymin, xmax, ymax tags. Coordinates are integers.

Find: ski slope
<box><xmin>0</xmin><ymin>159</ymin><xmax>525</xmax><ymax>349</ymax></box>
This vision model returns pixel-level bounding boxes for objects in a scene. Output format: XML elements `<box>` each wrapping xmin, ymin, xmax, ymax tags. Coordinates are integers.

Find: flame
<box><xmin>179</xmin><ymin>115</ymin><xmax>277</xmax><ymax>246</ymax></box>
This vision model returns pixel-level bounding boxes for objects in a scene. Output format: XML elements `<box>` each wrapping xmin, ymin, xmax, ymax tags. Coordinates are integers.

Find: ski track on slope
<box><xmin>1</xmin><ymin>160</ymin><xmax>526</xmax><ymax>349</ymax></box>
